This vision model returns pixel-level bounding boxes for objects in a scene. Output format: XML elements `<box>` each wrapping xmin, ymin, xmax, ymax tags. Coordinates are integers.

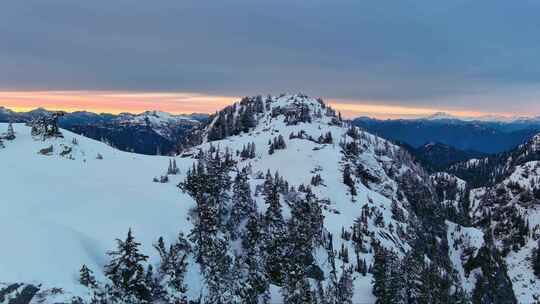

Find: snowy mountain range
<box><xmin>0</xmin><ymin>94</ymin><xmax>539</xmax><ymax>303</ymax></box>
<box><xmin>353</xmin><ymin>116</ymin><xmax>540</xmax><ymax>154</ymax></box>
<box><xmin>0</xmin><ymin>107</ymin><xmax>208</xmax><ymax>155</ymax></box>
<box><xmin>422</xmin><ymin>111</ymin><xmax>540</xmax><ymax>123</ymax></box>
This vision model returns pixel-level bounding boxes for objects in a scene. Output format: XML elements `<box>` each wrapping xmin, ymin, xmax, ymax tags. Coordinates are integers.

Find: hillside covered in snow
<box><xmin>0</xmin><ymin>94</ymin><xmax>538</xmax><ymax>303</ymax></box>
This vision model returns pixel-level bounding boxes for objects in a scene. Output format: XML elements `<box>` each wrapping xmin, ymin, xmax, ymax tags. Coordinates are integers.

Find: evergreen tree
<box><xmin>337</xmin><ymin>265</ymin><xmax>354</xmax><ymax>304</ymax></box>
<box><xmin>104</xmin><ymin>228</ymin><xmax>149</xmax><ymax>302</ymax></box>
<box><xmin>227</xmin><ymin>168</ymin><xmax>256</xmax><ymax>239</ymax></box>
<box><xmin>154</xmin><ymin>233</ymin><xmax>191</xmax><ymax>298</ymax></box>
<box><xmin>178</xmin><ymin>151</ymin><xmax>235</xmax><ymax>303</ymax></box>
<box><xmin>238</xmin><ymin>213</ymin><xmax>269</xmax><ymax>302</ymax></box>
<box><xmin>466</xmin><ymin>229</ymin><xmax>517</xmax><ymax>304</ymax></box>
<box><xmin>5</xmin><ymin>122</ymin><xmax>15</xmax><ymax>140</ymax></box>
<box><xmin>262</xmin><ymin>174</ymin><xmax>287</xmax><ymax>284</ymax></box>
<box><xmin>372</xmin><ymin>246</ymin><xmax>388</xmax><ymax>304</ymax></box>
<box><xmin>402</xmin><ymin>247</ymin><xmax>423</xmax><ymax>303</ymax></box>
<box><xmin>79</xmin><ymin>264</ymin><xmax>97</xmax><ymax>288</ymax></box>
<box><xmin>143</xmin><ymin>264</ymin><xmax>167</xmax><ymax>302</ymax></box>
<box><xmin>343</xmin><ymin>164</ymin><xmax>357</xmax><ymax>196</ymax></box>
<box><xmin>282</xmin><ymin>193</ymin><xmax>324</xmax><ymax>304</ymax></box>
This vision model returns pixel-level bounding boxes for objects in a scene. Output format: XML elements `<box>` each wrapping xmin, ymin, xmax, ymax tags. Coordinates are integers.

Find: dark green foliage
<box><xmin>465</xmin><ymin>230</ymin><xmax>517</xmax><ymax>304</ymax></box>
<box><xmin>178</xmin><ymin>149</ymin><xmax>235</xmax><ymax>302</ymax></box>
<box><xmin>153</xmin><ymin>234</ymin><xmax>191</xmax><ymax>297</ymax></box>
<box><xmin>268</xmin><ymin>135</ymin><xmax>286</xmax><ymax>154</ymax></box>
<box><xmin>227</xmin><ymin>168</ymin><xmax>256</xmax><ymax>239</ymax></box>
<box><xmin>79</xmin><ymin>265</ymin><xmax>97</xmax><ymax>288</ymax></box>
<box><xmin>104</xmin><ymin>228</ymin><xmax>150</xmax><ymax>302</ymax></box>
<box><xmin>343</xmin><ymin>164</ymin><xmax>357</xmax><ymax>196</ymax></box>
<box><xmin>5</xmin><ymin>122</ymin><xmax>15</xmax><ymax>140</ymax></box>
<box><xmin>262</xmin><ymin>173</ymin><xmax>287</xmax><ymax>284</ymax></box>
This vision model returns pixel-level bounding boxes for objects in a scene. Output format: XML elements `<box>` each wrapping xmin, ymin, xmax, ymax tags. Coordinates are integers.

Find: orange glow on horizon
<box><xmin>0</xmin><ymin>91</ymin><xmax>237</xmax><ymax>115</ymax></box>
<box><xmin>0</xmin><ymin>90</ymin><xmax>527</xmax><ymax>119</ymax></box>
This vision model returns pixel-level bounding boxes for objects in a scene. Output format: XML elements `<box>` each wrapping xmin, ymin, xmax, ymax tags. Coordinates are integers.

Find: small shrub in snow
<box><xmin>39</xmin><ymin>145</ymin><xmax>54</xmax><ymax>155</ymax></box>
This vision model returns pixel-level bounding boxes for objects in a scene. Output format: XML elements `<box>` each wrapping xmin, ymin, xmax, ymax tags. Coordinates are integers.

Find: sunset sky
<box><xmin>1</xmin><ymin>1</ymin><xmax>540</xmax><ymax>118</ymax></box>
<box><xmin>0</xmin><ymin>90</ymin><xmax>524</xmax><ymax>119</ymax></box>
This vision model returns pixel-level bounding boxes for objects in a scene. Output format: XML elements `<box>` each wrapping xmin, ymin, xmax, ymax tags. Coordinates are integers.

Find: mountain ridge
<box><xmin>1</xmin><ymin>94</ymin><xmax>535</xmax><ymax>303</ymax></box>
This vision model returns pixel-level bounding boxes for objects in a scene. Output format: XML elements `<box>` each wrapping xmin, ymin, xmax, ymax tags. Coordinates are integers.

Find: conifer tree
<box><xmin>179</xmin><ymin>151</ymin><xmax>235</xmax><ymax>303</ymax></box>
<box><xmin>154</xmin><ymin>233</ymin><xmax>191</xmax><ymax>298</ymax></box>
<box><xmin>262</xmin><ymin>174</ymin><xmax>286</xmax><ymax>283</ymax></box>
<box><xmin>238</xmin><ymin>213</ymin><xmax>269</xmax><ymax>302</ymax></box>
<box><xmin>79</xmin><ymin>264</ymin><xmax>97</xmax><ymax>288</ymax></box>
<box><xmin>337</xmin><ymin>265</ymin><xmax>354</xmax><ymax>304</ymax></box>
<box><xmin>372</xmin><ymin>246</ymin><xmax>388</xmax><ymax>304</ymax></box>
<box><xmin>228</xmin><ymin>168</ymin><xmax>256</xmax><ymax>239</ymax></box>
<box><xmin>343</xmin><ymin>164</ymin><xmax>357</xmax><ymax>196</ymax></box>
<box><xmin>533</xmin><ymin>244</ymin><xmax>540</xmax><ymax>278</ymax></box>
<box><xmin>104</xmin><ymin>228</ymin><xmax>149</xmax><ymax>301</ymax></box>
<box><xmin>5</xmin><ymin>122</ymin><xmax>15</xmax><ymax>140</ymax></box>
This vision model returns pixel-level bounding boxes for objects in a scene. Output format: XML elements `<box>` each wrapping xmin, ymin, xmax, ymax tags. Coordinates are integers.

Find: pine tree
<box><xmin>337</xmin><ymin>265</ymin><xmax>354</xmax><ymax>304</ymax></box>
<box><xmin>238</xmin><ymin>213</ymin><xmax>269</xmax><ymax>302</ymax></box>
<box><xmin>372</xmin><ymin>246</ymin><xmax>388</xmax><ymax>304</ymax></box>
<box><xmin>79</xmin><ymin>264</ymin><xmax>97</xmax><ymax>288</ymax></box>
<box><xmin>402</xmin><ymin>247</ymin><xmax>423</xmax><ymax>303</ymax></box>
<box><xmin>282</xmin><ymin>193</ymin><xmax>324</xmax><ymax>304</ymax></box>
<box><xmin>263</xmin><ymin>175</ymin><xmax>286</xmax><ymax>284</ymax></box>
<box><xmin>5</xmin><ymin>122</ymin><xmax>15</xmax><ymax>140</ymax></box>
<box><xmin>179</xmin><ymin>151</ymin><xmax>235</xmax><ymax>303</ymax></box>
<box><xmin>227</xmin><ymin>168</ymin><xmax>256</xmax><ymax>239</ymax></box>
<box><xmin>104</xmin><ymin>228</ymin><xmax>149</xmax><ymax>302</ymax></box>
<box><xmin>166</xmin><ymin>159</ymin><xmax>179</xmax><ymax>175</ymax></box>
<box><xmin>143</xmin><ymin>264</ymin><xmax>167</xmax><ymax>302</ymax></box>
<box><xmin>386</xmin><ymin>251</ymin><xmax>406</xmax><ymax>304</ymax></box>
<box><xmin>343</xmin><ymin>164</ymin><xmax>356</xmax><ymax>196</ymax></box>
<box><xmin>154</xmin><ymin>233</ymin><xmax>191</xmax><ymax>298</ymax></box>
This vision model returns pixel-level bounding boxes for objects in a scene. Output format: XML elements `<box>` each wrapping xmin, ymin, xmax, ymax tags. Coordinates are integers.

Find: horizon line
<box><xmin>0</xmin><ymin>90</ymin><xmax>535</xmax><ymax>120</ymax></box>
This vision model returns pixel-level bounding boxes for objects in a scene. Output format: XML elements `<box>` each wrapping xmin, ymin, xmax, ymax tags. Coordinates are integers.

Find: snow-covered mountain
<box><xmin>423</xmin><ymin>111</ymin><xmax>538</xmax><ymax>123</ymax></box>
<box><xmin>0</xmin><ymin>94</ymin><xmax>532</xmax><ymax>303</ymax></box>
<box><xmin>0</xmin><ymin>107</ymin><xmax>208</xmax><ymax>155</ymax></box>
<box><xmin>431</xmin><ymin>133</ymin><xmax>540</xmax><ymax>303</ymax></box>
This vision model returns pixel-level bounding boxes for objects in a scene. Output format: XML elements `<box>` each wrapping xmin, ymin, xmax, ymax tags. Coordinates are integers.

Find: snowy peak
<box><xmin>422</xmin><ymin>111</ymin><xmax>522</xmax><ymax>123</ymax></box>
<box><xmin>198</xmin><ymin>93</ymin><xmax>341</xmax><ymax>144</ymax></box>
<box><xmin>116</xmin><ymin>110</ymin><xmax>200</xmax><ymax>126</ymax></box>
<box><xmin>424</xmin><ymin>112</ymin><xmax>458</xmax><ymax>121</ymax></box>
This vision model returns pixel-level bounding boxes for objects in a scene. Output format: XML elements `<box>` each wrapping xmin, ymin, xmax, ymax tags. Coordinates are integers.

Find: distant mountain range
<box><xmin>353</xmin><ymin>115</ymin><xmax>540</xmax><ymax>154</ymax></box>
<box><xmin>399</xmin><ymin>141</ymin><xmax>488</xmax><ymax>172</ymax></box>
<box><xmin>0</xmin><ymin>106</ymin><xmax>208</xmax><ymax>155</ymax></box>
<box><xmin>3</xmin><ymin>105</ymin><xmax>539</xmax><ymax>157</ymax></box>
<box><xmin>422</xmin><ymin>111</ymin><xmax>540</xmax><ymax>123</ymax></box>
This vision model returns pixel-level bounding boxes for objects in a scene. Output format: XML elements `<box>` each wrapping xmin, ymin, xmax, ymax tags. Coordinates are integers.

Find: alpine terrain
<box><xmin>0</xmin><ymin>94</ymin><xmax>538</xmax><ymax>303</ymax></box>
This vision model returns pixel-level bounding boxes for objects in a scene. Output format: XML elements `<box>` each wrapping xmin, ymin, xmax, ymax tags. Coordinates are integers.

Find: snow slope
<box><xmin>0</xmin><ymin>123</ymin><xmax>202</xmax><ymax>300</ymax></box>
<box><xmin>0</xmin><ymin>94</ymin><xmax>489</xmax><ymax>303</ymax></box>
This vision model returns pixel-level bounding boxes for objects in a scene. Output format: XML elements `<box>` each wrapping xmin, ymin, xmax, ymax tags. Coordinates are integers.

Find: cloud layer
<box><xmin>1</xmin><ymin>0</ymin><xmax>539</xmax><ymax>114</ymax></box>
